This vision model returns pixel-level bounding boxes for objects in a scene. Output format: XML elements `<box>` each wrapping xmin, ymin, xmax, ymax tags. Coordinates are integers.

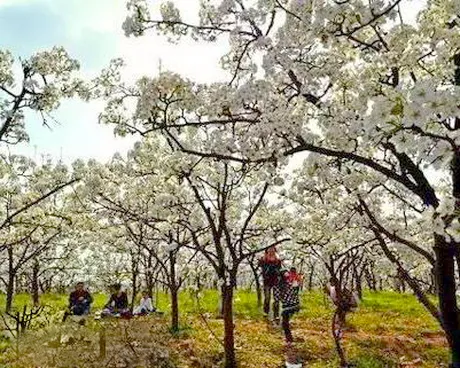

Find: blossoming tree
<box><xmin>111</xmin><ymin>0</ymin><xmax>460</xmax><ymax>365</ymax></box>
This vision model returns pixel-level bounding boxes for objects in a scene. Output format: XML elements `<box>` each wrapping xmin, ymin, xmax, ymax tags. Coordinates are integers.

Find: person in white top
<box><xmin>133</xmin><ymin>291</ymin><xmax>156</xmax><ymax>315</ymax></box>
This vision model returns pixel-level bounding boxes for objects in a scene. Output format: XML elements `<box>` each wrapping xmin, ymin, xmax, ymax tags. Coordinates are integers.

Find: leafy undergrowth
<box><xmin>0</xmin><ymin>290</ymin><xmax>449</xmax><ymax>367</ymax></box>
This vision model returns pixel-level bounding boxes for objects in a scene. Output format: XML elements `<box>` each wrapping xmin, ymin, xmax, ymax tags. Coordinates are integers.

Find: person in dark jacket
<box><xmin>68</xmin><ymin>282</ymin><xmax>93</xmax><ymax>316</ymax></box>
<box><xmin>258</xmin><ymin>246</ymin><xmax>282</xmax><ymax>318</ymax></box>
<box><xmin>101</xmin><ymin>283</ymin><xmax>130</xmax><ymax>318</ymax></box>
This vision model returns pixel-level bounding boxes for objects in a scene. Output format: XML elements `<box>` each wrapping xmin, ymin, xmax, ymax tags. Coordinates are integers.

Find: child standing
<box><xmin>275</xmin><ymin>267</ymin><xmax>303</xmax><ymax>345</ymax></box>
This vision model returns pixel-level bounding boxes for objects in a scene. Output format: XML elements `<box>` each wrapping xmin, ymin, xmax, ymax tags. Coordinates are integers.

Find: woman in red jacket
<box><xmin>258</xmin><ymin>246</ymin><xmax>282</xmax><ymax>319</ymax></box>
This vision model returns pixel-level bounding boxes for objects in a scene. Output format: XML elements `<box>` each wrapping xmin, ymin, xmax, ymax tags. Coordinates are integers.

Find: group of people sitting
<box><xmin>66</xmin><ymin>282</ymin><xmax>156</xmax><ymax>320</ymax></box>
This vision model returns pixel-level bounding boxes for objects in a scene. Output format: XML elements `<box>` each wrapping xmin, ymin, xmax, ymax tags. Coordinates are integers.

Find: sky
<box><xmin>0</xmin><ymin>0</ymin><xmax>228</xmax><ymax>164</ymax></box>
<box><xmin>0</xmin><ymin>0</ymin><xmax>425</xmax><ymax>165</ymax></box>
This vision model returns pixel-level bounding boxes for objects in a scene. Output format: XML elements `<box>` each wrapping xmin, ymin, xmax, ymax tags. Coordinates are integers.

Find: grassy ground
<box><xmin>0</xmin><ymin>290</ymin><xmax>448</xmax><ymax>367</ymax></box>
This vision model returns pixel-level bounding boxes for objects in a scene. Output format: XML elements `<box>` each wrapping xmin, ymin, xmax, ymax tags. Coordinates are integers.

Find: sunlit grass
<box><xmin>0</xmin><ymin>289</ymin><xmax>448</xmax><ymax>367</ymax></box>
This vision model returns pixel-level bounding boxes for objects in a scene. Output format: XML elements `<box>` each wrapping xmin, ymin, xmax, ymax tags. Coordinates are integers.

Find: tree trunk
<box><xmin>364</xmin><ymin>267</ymin><xmax>374</xmax><ymax>291</ymax></box>
<box><xmin>353</xmin><ymin>267</ymin><xmax>363</xmax><ymax>299</ymax></box>
<box><xmin>131</xmin><ymin>256</ymin><xmax>138</xmax><ymax>310</ymax></box>
<box><xmin>196</xmin><ymin>275</ymin><xmax>201</xmax><ymax>291</ymax></box>
<box><xmin>171</xmin><ymin>286</ymin><xmax>179</xmax><ymax>332</ymax></box>
<box><xmin>222</xmin><ymin>283</ymin><xmax>236</xmax><ymax>368</ymax></box>
<box><xmin>6</xmin><ymin>246</ymin><xmax>15</xmax><ymax>313</ymax></box>
<box><xmin>429</xmin><ymin>269</ymin><xmax>437</xmax><ymax>295</ymax></box>
<box><xmin>146</xmin><ymin>253</ymin><xmax>154</xmax><ymax>298</ymax></box>
<box><xmin>249</xmin><ymin>260</ymin><xmax>262</xmax><ymax>309</ymax></box>
<box><xmin>31</xmin><ymin>260</ymin><xmax>40</xmax><ymax>307</ymax></box>
<box><xmin>446</xmin><ymin>51</ymin><xmax>460</xmax><ymax>368</ymax></box>
<box><xmin>332</xmin><ymin>309</ymin><xmax>348</xmax><ymax>368</ymax></box>
<box><xmin>434</xmin><ymin>236</ymin><xmax>460</xmax><ymax>367</ymax></box>
<box><xmin>255</xmin><ymin>279</ymin><xmax>262</xmax><ymax>309</ymax></box>
<box><xmin>169</xmin><ymin>251</ymin><xmax>179</xmax><ymax>332</ymax></box>
<box><xmin>308</xmin><ymin>264</ymin><xmax>315</xmax><ymax>291</ymax></box>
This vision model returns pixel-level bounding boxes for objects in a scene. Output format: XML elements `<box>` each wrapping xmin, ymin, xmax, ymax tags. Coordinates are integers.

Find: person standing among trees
<box><xmin>258</xmin><ymin>246</ymin><xmax>282</xmax><ymax>319</ymax></box>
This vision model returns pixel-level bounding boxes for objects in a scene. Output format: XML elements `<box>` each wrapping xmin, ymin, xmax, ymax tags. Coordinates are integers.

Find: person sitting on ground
<box><xmin>101</xmin><ymin>284</ymin><xmax>130</xmax><ymax>318</ymax></box>
<box><xmin>275</xmin><ymin>267</ymin><xmax>303</xmax><ymax>346</ymax></box>
<box><xmin>68</xmin><ymin>281</ymin><xmax>93</xmax><ymax>316</ymax></box>
<box><xmin>133</xmin><ymin>291</ymin><xmax>156</xmax><ymax>315</ymax></box>
<box><xmin>258</xmin><ymin>246</ymin><xmax>282</xmax><ymax>319</ymax></box>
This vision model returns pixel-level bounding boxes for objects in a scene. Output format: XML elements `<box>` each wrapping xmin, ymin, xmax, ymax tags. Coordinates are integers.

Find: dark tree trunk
<box><xmin>255</xmin><ymin>279</ymin><xmax>262</xmax><ymax>309</ymax></box>
<box><xmin>308</xmin><ymin>264</ymin><xmax>315</xmax><ymax>291</ymax></box>
<box><xmin>131</xmin><ymin>255</ymin><xmax>139</xmax><ymax>310</ymax></box>
<box><xmin>249</xmin><ymin>260</ymin><xmax>262</xmax><ymax>309</ymax></box>
<box><xmin>364</xmin><ymin>264</ymin><xmax>377</xmax><ymax>291</ymax></box>
<box><xmin>429</xmin><ymin>269</ymin><xmax>437</xmax><ymax>295</ymax></box>
<box><xmin>371</xmin><ymin>271</ymin><xmax>378</xmax><ymax>291</ymax></box>
<box><xmin>446</xmin><ymin>51</ymin><xmax>460</xmax><ymax>368</ymax></box>
<box><xmin>395</xmin><ymin>269</ymin><xmax>406</xmax><ymax>293</ymax></box>
<box><xmin>434</xmin><ymin>236</ymin><xmax>460</xmax><ymax>367</ymax></box>
<box><xmin>356</xmin><ymin>274</ymin><xmax>363</xmax><ymax>300</ymax></box>
<box><xmin>146</xmin><ymin>253</ymin><xmax>154</xmax><ymax>298</ymax></box>
<box><xmin>222</xmin><ymin>282</ymin><xmax>236</xmax><ymax>368</ymax></box>
<box><xmin>169</xmin><ymin>251</ymin><xmax>179</xmax><ymax>332</ymax></box>
<box><xmin>353</xmin><ymin>267</ymin><xmax>363</xmax><ymax>299</ymax></box>
<box><xmin>171</xmin><ymin>286</ymin><xmax>179</xmax><ymax>332</ymax></box>
<box><xmin>6</xmin><ymin>245</ymin><xmax>15</xmax><ymax>313</ymax></box>
<box><xmin>364</xmin><ymin>267</ymin><xmax>373</xmax><ymax>291</ymax></box>
<box><xmin>332</xmin><ymin>309</ymin><xmax>348</xmax><ymax>368</ymax></box>
<box><xmin>196</xmin><ymin>275</ymin><xmax>201</xmax><ymax>291</ymax></box>
<box><xmin>31</xmin><ymin>260</ymin><xmax>40</xmax><ymax>307</ymax></box>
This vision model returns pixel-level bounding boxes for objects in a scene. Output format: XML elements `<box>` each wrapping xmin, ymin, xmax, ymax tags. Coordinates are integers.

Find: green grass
<box><xmin>0</xmin><ymin>289</ymin><xmax>448</xmax><ymax>368</ymax></box>
<box><xmin>155</xmin><ymin>288</ymin><xmax>263</xmax><ymax>319</ymax></box>
<box><xmin>0</xmin><ymin>289</ymin><xmax>435</xmax><ymax>317</ymax></box>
